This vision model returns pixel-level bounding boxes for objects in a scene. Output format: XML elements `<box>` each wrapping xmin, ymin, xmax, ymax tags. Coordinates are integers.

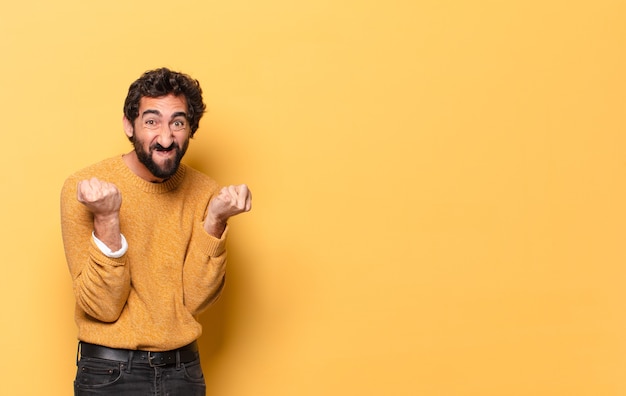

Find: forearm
<box><xmin>203</xmin><ymin>213</ymin><xmax>227</xmax><ymax>239</ymax></box>
<box><xmin>93</xmin><ymin>213</ymin><xmax>122</xmax><ymax>251</ymax></box>
<box><xmin>183</xmin><ymin>224</ymin><xmax>228</xmax><ymax>315</ymax></box>
<box><xmin>62</xmin><ymin>188</ymin><xmax>130</xmax><ymax>321</ymax></box>
<box><xmin>183</xmin><ymin>258</ymin><xmax>226</xmax><ymax>315</ymax></box>
<box><xmin>72</xmin><ymin>244</ymin><xmax>131</xmax><ymax>322</ymax></box>
<box><xmin>60</xmin><ymin>173</ymin><xmax>133</xmax><ymax>325</ymax></box>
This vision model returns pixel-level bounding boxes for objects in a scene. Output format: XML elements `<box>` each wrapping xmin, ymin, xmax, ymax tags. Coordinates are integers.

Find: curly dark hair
<box><xmin>123</xmin><ymin>68</ymin><xmax>206</xmax><ymax>139</ymax></box>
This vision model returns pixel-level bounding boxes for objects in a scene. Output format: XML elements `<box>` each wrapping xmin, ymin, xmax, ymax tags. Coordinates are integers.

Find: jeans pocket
<box><xmin>182</xmin><ymin>359</ymin><xmax>205</xmax><ymax>382</ymax></box>
<box><xmin>75</xmin><ymin>358</ymin><xmax>123</xmax><ymax>389</ymax></box>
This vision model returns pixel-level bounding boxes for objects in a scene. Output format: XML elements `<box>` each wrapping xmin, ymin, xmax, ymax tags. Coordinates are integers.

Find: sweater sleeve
<box><xmin>182</xmin><ymin>221</ymin><xmax>228</xmax><ymax>315</ymax></box>
<box><xmin>60</xmin><ymin>178</ymin><xmax>131</xmax><ymax>323</ymax></box>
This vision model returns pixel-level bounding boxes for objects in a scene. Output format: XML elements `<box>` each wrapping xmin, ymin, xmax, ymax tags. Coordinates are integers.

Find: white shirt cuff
<box><xmin>92</xmin><ymin>232</ymin><xmax>128</xmax><ymax>258</ymax></box>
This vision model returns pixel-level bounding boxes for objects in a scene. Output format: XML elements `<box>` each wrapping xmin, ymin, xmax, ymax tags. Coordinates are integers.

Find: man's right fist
<box><xmin>77</xmin><ymin>177</ymin><xmax>122</xmax><ymax>216</ymax></box>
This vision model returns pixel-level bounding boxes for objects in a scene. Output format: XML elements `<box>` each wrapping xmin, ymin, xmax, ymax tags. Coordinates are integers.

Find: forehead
<box><xmin>138</xmin><ymin>94</ymin><xmax>188</xmax><ymax>115</ymax></box>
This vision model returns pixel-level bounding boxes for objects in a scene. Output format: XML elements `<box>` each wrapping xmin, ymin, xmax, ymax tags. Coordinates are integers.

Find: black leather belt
<box><xmin>79</xmin><ymin>341</ymin><xmax>199</xmax><ymax>367</ymax></box>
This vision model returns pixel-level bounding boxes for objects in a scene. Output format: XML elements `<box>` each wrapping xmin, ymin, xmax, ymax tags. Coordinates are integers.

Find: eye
<box><xmin>144</xmin><ymin>119</ymin><xmax>159</xmax><ymax>129</ymax></box>
<box><xmin>172</xmin><ymin>120</ymin><xmax>186</xmax><ymax>131</ymax></box>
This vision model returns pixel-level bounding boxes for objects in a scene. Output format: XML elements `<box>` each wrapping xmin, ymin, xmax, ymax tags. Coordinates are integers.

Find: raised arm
<box><xmin>183</xmin><ymin>184</ymin><xmax>252</xmax><ymax>314</ymax></box>
<box><xmin>61</xmin><ymin>177</ymin><xmax>131</xmax><ymax>322</ymax></box>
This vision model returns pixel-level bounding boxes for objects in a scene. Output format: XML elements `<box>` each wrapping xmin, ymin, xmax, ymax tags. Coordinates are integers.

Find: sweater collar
<box><xmin>116</xmin><ymin>155</ymin><xmax>186</xmax><ymax>193</ymax></box>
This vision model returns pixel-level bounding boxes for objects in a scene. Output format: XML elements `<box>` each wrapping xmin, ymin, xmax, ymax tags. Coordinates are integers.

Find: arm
<box><xmin>182</xmin><ymin>224</ymin><xmax>228</xmax><ymax>315</ymax></box>
<box><xmin>183</xmin><ymin>184</ymin><xmax>252</xmax><ymax>315</ymax></box>
<box><xmin>61</xmin><ymin>177</ymin><xmax>131</xmax><ymax>322</ymax></box>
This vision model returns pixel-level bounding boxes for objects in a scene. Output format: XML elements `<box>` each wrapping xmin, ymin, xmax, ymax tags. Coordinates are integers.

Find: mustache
<box><xmin>152</xmin><ymin>142</ymin><xmax>179</xmax><ymax>151</ymax></box>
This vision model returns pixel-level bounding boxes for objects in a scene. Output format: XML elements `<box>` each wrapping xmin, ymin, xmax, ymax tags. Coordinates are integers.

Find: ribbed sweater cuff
<box><xmin>197</xmin><ymin>223</ymin><xmax>228</xmax><ymax>257</ymax></box>
<box><xmin>89</xmin><ymin>240</ymin><xmax>127</xmax><ymax>267</ymax></box>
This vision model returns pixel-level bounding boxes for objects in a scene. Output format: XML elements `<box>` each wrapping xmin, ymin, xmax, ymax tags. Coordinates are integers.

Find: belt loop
<box><xmin>176</xmin><ymin>350</ymin><xmax>181</xmax><ymax>370</ymax></box>
<box><xmin>126</xmin><ymin>350</ymin><xmax>134</xmax><ymax>373</ymax></box>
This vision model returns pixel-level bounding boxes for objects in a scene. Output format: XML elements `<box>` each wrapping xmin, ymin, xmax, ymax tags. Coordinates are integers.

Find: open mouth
<box><xmin>153</xmin><ymin>143</ymin><xmax>176</xmax><ymax>153</ymax></box>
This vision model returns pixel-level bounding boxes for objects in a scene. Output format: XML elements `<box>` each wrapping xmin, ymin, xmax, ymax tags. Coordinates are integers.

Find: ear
<box><xmin>123</xmin><ymin>116</ymin><xmax>134</xmax><ymax>139</ymax></box>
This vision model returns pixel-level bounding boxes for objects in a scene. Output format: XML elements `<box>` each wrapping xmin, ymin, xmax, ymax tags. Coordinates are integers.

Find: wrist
<box><xmin>204</xmin><ymin>215</ymin><xmax>227</xmax><ymax>238</ymax></box>
<box><xmin>93</xmin><ymin>212</ymin><xmax>122</xmax><ymax>251</ymax></box>
<box><xmin>93</xmin><ymin>211</ymin><xmax>120</xmax><ymax>226</ymax></box>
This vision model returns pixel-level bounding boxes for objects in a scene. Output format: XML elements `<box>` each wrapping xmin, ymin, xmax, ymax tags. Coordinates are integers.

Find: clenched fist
<box><xmin>77</xmin><ymin>177</ymin><xmax>122</xmax><ymax>216</ymax></box>
<box><xmin>204</xmin><ymin>184</ymin><xmax>252</xmax><ymax>238</ymax></box>
<box><xmin>77</xmin><ymin>177</ymin><xmax>123</xmax><ymax>250</ymax></box>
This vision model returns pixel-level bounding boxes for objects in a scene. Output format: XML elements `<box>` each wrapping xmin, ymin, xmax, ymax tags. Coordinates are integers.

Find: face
<box><xmin>124</xmin><ymin>94</ymin><xmax>191</xmax><ymax>181</ymax></box>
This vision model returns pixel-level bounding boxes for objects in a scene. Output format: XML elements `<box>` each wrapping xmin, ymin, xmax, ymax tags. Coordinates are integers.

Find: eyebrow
<box><xmin>141</xmin><ymin>110</ymin><xmax>188</xmax><ymax>119</ymax></box>
<box><xmin>141</xmin><ymin>109</ymin><xmax>161</xmax><ymax>118</ymax></box>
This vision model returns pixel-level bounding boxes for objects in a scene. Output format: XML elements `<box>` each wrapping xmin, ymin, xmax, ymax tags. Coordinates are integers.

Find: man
<box><xmin>61</xmin><ymin>68</ymin><xmax>252</xmax><ymax>395</ymax></box>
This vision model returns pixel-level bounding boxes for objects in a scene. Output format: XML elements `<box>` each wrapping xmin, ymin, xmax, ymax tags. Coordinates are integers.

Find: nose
<box><xmin>156</xmin><ymin>125</ymin><xmax>175</xmax><ymax>148</ymax></box>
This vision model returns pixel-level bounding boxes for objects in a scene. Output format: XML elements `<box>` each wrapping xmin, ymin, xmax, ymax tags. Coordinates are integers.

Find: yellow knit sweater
<box><xmin>61</xmin><ymin>155</ymin><xmax>227</xmax><ymax>351</ymax></box>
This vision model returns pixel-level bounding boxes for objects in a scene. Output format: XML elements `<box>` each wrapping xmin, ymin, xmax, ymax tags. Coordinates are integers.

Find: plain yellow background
<box><xmin>1</xmin><ymin>0</ymin><xmax>626</xmax><ymax>395</ymax></box>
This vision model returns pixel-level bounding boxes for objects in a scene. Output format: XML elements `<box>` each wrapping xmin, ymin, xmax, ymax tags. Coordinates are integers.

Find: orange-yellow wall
<box><xmin>1</xmin><ymin>1</ymin><xmax>626</xmax><ymax>395</ymax></box>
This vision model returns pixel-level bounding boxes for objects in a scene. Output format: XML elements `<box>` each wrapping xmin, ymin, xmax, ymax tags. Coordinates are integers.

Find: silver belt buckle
<box><xmin>147</xmin><ymin>351</ymin><xmax>166</xmax><ymax>367</ymax></box>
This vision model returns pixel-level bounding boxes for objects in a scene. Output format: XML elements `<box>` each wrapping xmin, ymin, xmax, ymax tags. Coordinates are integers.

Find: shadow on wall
<box><xmin>196</xmin><ymin>238</ymin><xmax>252</xmax><ymax>393</ymax></box>
<box><xmin>184</xmin><ymin>119</ymin><xmax>263</xmax><ymax>391</ymax></box>
<box><xmin>185</xmin><ymin>151</ymin><xmax>250</xmax><ymax>389</ymax></box>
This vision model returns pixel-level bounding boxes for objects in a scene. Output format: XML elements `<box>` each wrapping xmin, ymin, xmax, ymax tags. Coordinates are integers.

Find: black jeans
<box><xmin>74</xmin><ymin>352</ymin><xmax>206</xmax><ymax>395</ymax></box>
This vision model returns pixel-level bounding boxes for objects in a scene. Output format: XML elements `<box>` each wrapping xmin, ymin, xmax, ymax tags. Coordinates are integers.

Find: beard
<box><xmin>133</xmin><ymin>137</ymin><xmax>189</xmax><ymax>180</ymax></box>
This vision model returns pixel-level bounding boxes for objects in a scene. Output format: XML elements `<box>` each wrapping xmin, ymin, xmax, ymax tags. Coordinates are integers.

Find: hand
<box><xmin>204</xmin><ymin>184</ymin><xmax>252</xmax><ymax>237</ymax></box>
<box><xmin>77</xmin><ymin>177</ymin><xmax>123</xmax><ymax>250</ymax></box>
<box><xmin>77</xmin><ymin>177</ymin><xmax>122</xmax><ymax>216</ymax></box>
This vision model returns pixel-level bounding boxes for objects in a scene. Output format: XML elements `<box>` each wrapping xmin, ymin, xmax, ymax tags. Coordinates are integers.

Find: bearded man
<box><xmin>60</xmin><ymin>68</ymin><xmax>251</xmax><ymax>395</ymax></box>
